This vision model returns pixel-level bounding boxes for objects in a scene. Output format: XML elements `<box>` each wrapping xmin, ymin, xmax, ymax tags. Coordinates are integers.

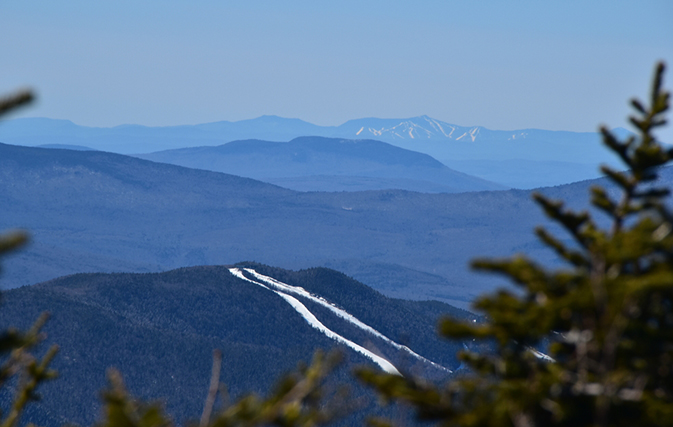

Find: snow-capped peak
<box><xmin>352</xmin><ymin>116</ymin><xmax>480</xmax><ymax>143</ymax></box>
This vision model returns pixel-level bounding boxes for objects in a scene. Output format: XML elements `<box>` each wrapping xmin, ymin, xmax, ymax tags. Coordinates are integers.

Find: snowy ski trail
<box><xmin>229</xmin><ymin>268</ymin><xmax>401</xmax><ymax>375</ymax></box>
<box><xmin>530</xmin><ymin>348</ymin><xmax>555</xmax><ymax>362</ymax></box>
<box><xmin>243</xmin><ymin>268</ymin><xmax>450</xmax><ymax>373</ymax></box>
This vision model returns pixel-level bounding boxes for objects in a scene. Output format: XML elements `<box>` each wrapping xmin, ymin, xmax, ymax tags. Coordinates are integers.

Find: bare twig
<box><xmin>200</xmin><ymin>349</ymin><xmax>222</xmax><ymax>427</ymax></box>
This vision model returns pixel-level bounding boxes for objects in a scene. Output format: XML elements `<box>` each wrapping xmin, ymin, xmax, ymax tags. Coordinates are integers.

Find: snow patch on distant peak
<box><xmin>358</xmin><ymin>120</ymin><xmax>448</xmax><ymax>140</ymax></box>
<box><xmin>229</xmin><ymin>268</ymin><xmax>402</xmax><ymax>375</ymax></box>
<box><xmin>469</xmin><ymin>127</ymin><xmax>479</xmax><ymax>142</ymax></box>
<box><xmin>424</xmin><ymin>117</ymin><xmax>454</xmax><ymax>138</ymax></box>
<box><xmin>507</xmin><ymin>132</ymin><xmax>528</xmax><ymax>141</ymax></box>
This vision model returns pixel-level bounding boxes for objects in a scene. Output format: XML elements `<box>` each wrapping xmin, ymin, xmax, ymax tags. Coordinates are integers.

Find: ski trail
<box><xmin>530</xmin><ymin>348</ymin><xmax>555</xmax><ymax>362</ymax></box>
<box><xmin>243</xmin><ymin>268</ymin><xmax>450</xmax><ymax>372</ymax></box>
<box><xmin>229</xmin><ymin>268</ymin><xmax>401</xmax><ymax>375</ymax></box>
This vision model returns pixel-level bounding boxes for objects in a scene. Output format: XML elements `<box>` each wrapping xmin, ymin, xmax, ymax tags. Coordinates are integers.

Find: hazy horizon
<box><xmin>0</xmin><ymin>114</ymin><xmax>636</xmax><ymax>134</ymax></box>
<box><xmin>2</xmin><ymin>1</ymin><xmax>672</xmax><ymax>141</ymax></box>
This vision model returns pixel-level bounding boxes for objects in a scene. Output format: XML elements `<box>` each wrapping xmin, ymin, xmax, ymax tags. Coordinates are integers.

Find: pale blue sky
<box><xmin>2</xmin><ymin>1</ymin><xmax>672</xmax><ymax>140</ymax></box>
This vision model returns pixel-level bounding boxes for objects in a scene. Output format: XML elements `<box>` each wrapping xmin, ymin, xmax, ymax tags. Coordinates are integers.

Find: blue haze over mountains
<box><xmin>0</xmin><ymin>115</ymin><xmax>632</xmax><ymax>189</ymax></box>
<box><xmin>2</xmin><ymin>141</ymin><xmax>666</xmax><ymax>309</ymax></box>
<box><xmin>0</xmin><ymin>116</ymin><xmax>664</xmax><ymax>425</ymax></box>
<box><xmin>136</xmin><ymin>137</ymin><xmax>506</xmax><ymax>193</ymax></box>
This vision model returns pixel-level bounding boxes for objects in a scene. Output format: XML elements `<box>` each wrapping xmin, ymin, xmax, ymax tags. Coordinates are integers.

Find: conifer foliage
<box><xmin>94</xmin><ymin>351</ymin><xmax>343</xmax><ymax>427</ymax></box>
<box><xmin>359</xmin><ymin>62</ymin><xmax>672</xmax><ymax>427</ymax></box>
<box><xmin>0</xmin><ymin>90</ymin><xmax>59</xmax><ymax>427</ymax></box>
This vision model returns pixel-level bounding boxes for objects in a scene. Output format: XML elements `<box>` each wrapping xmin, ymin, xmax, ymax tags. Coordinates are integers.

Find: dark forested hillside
<box><xmin>0</xmin><ymin>264</ymin><xmax>470</xmax><ymax>427</ymax></box>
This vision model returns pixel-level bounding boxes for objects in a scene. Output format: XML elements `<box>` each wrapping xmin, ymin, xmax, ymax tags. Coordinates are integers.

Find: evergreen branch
<box><xmin>600</xmin><ymin>127</ymin><xmax>634</xmax><ymax>169</ymax></box>
<box><xmin>439</xmin><ymin>317</ymin><xmax>491</xmax><ymax>340</ymax></box>
<box><xmin>0</xmin><ymin>232</ymin><xmax>28</xmax><ymax>256</ymax></box>
<box><xmin>651</xmin><ymin>62</ymin><xmax>666</xmax><ymax>114</ymax></box>
<box><xmin>357</xmin><ymin>62</ymin><xmax>673</xmax><ymax>427</ymax></box>
<box><xmin>591</xmin><ymin>187</ymin><xmax>619</xmax><ymax>220</ymax></box>
<box><xmin>535</xmin><ymin>226</ymin><xmax>590</xmax><ymax>268</ymax></box>
<box><xmin>532</xmin><ymin>193</ymin><xmax>597</xmax><ymax>250</ymax></box>
<box><xmin>632</xmin><ymin>187</ymin><xmax>670</xmax><ymax>200</ymax></box>
<box><xmin>97</xmin><ymin>369</ymin><xmax>173</xmax><ymax>427</ymax></box>
<box><xmin>631</xmin><ymin>99</ymin><xmax>646</xmax><ymax>115</ymax></box>
<box><xmin>472</xmin><ymin>256</ymin><xmax>551</xmax><ymax>292</ymax></box>
<box><xmin>0</xmin><ymin>313</ymin><xmax>51</xmax><ymax>385</ymax></box>
<box><xmin>0</xmin><ymin>345</ymin><xmax>58</xmax><ymax>427</ymax></box>
<box><xmin>0</xmin><ymin>90</ymin><xmax>34</xmax><ymax>118</ymax></box>
<box><xmin>599</xmin><ymin>166</ymin><xmax>635</xmax><ymax>194</ymax></box>
<box><xmin>194</xmin><ymin>351</ymin><xmax>345</xmax><ymax>427</ymax></box>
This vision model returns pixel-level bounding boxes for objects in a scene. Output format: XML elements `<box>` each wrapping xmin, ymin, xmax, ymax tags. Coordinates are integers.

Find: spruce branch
<box><xmin>0</xmin><ymin>90</ymin><xmax>34</xmax><ymax>118</ymax></box>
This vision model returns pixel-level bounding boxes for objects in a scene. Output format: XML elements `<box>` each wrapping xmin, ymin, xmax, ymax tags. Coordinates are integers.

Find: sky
<box><xmin>2</xmin><ymin>1</ymin><xmax>672</xmax><ymax>140</ymax></box>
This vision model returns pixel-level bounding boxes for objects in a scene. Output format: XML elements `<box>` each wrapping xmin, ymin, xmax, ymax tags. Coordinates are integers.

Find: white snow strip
<box><xmin>469</xmin><ymin>127</ymin><xmax>479</xmax><ymax>142</ymax></box>
<box><xmin>356</xmin><ymin>127</ymin><xmax>364</xmax><ymax>136</ymax></box>
<box><xmin>244</xmin><ymin>268</ymin><xmax>450</xmax><ymax>372</ymax></box>
<box><xmin>530</xmin><ymin>348</ymin><xmax>555</xmax><ymax>362</ymax></box>
<box><xmin>424</xmin><ymin>117</ymin><xmax>439</xmax><ymax>132</ymax></box>
<box><xmin>408</xmin><ymin>128</ymin><xmax>415</xmax><ymax>138</ymax></box>
<box><xmin>455</xmin><ymin>132</ymin><xmax>467</xmax><ymax>140</ymax></box>
<box><xmin>430</xmin><ymin>119</ymin><xmax>452</xmax><ymax>138</ymax></box>
<box><xmin>229</xmin><ymin>268</ymin><xmax>401</xmax><ymax>375</ymax></box>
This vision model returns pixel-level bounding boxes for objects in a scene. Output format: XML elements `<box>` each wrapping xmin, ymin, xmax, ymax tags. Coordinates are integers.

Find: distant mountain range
<box><xmin>137</xmin><ymin>136</ymin><xmax>506</xmax><ymax>193</ymax></box>
<box><xmin>0</xmin><ymin>116</ymin><xmax>634</xmax><ymax>188</ymax></box>
<box><xmin>3</xmin><ymin>142</ymin><xmax>661</xmax><ymax>307</ymax></box>
<box><xmin>0</xmin><ymin>264</ymin><xmax>472</xmax><ymax>427</ymax></box>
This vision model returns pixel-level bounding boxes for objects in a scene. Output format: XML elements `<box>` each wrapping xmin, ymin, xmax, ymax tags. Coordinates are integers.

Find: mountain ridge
<box><xmin>0</xmin><ymin>115</ymin><xmax>626</xmax><ymax>152</ymax></box>
<box><xmin>0</xmin><ymin>115</ymin><xmax>632</xmax><ymax>188</ymax></box>
<box><xmin>136</xmin><ymin>136</ymin><xmax>506</xmax><ymax>193</ymax></box>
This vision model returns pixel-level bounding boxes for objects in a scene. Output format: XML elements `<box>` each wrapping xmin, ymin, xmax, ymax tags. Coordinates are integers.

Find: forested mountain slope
<box><xmin>0</xmin><ymin>264</ymin><xmax>471</xmax><ymax>427</ymax></box>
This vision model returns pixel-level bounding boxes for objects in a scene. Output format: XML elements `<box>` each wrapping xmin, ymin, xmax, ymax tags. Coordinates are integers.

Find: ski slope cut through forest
<box><xmin>229</xmin><ymin>268</ymin><xmax>402</xmax><ymax>375</ymax></box>
<box><xmin>243</xmin><ymin>268</ymin><xmax>450</xmax><ymax>372</ymax></box>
